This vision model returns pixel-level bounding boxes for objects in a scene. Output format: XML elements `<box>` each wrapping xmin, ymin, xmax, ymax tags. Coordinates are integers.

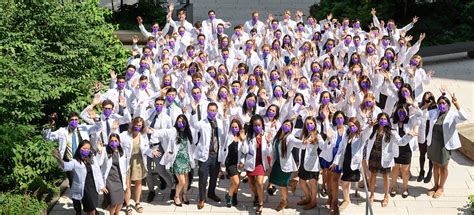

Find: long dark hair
<box><xmin>420</xmin><ymin>91</ymin><xmax>437</xmax><ymax>110</ymax></box>
<box><xmin>369</xmin><ymin>112</ymin><xmax>393</xmax><ymax>143</ymax></box>
<box><xmin>243</xmin><ymin>93</ymin><xmax>258</xmax><ymax>115</ymax></box>
<box><xmin>392</xmin><ymin>104</ymin><xmax>410</xmax><ymax>124</ymax></box>
<box><xmin>274</xmin><ymin>120</ymin><xmax>293</xmax><ymax>158</ymax></box>
<box><xmin>106</xmin><ymin>133</ymin><xmax>124</xmax><ymax>158</ymax></box>
<box><xmin>73</xmin><ymin>140</ymin><xmax>94</xmax><ymax>165</ymax></box>
<box><xmin>174</xmin><ymin>114</ymin><xmax>193</xmax><ymax>144</ymax></box>
<box><xmin>246</xmin><ymin>114</ymin><xmax>265</xmax><ymax>141</ymax></box>
<box><xmin>301</xmin><ymin>116</ymin><xmax>319</xmax><ymax>144</ymax></box>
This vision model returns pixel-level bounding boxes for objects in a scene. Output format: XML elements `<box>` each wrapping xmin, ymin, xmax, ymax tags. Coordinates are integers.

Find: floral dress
<box><xmin>171</xmin><ymin>134</ymin><xmax>191</xmax><ymax>174</ymax></box>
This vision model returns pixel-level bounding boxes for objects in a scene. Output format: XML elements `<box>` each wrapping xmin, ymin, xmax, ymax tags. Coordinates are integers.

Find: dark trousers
<box><xmin>198</xmin><ymin>154</ymin><xmax>219</xmax><ymax>201</ymax></box>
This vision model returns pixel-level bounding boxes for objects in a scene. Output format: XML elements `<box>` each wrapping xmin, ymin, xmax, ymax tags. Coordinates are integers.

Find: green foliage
<box><xmin>0</xmin><ymin>193</ymin><xmax>47</xmax><ymax>215</ymax></box>
<box><xmin>0</xmin><ymin>0</ymin><xmax>127</xmax><ymax>127</ymax></box>
<box><xmin>310</xmin><ymin>0</ymin><xmax>474</xmax><ymax>46</ymax></box>
<box><xmin>112</xmin><ymin>1</ymin><xmax>167</xmax><ymax>31</ymax></box>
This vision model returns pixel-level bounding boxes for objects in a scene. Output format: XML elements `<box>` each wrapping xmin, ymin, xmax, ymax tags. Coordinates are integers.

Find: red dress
<box><xmin>247</xmin><ymin>136</ymin><xmax>265</xmax><ymax>176</ymax></box>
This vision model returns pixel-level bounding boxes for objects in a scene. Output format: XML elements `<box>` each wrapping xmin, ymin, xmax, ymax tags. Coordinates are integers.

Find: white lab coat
<box><xmin>421</xmin><ymin>108</ymin><xmax>468</xmax><ymax>150</ymax></box>
<box><xmin>363</xmin><ymin>130</ymin><xmax>411</xmax><ymax>168</ymax></box>
<box><xmin>241</xmin><ymin>134</ymin><xmax>273</xmax><ymax>172</ymax></box>
<box><xmin>62</xmin><ymin>156</ymin><xmax>105</xmax><ymax>200</ymax></box>
<box><xmin>150</xmin><ymin>127</ymin><xmax>195</xmax><ymax>169</ymax></box>
<box><xmin>332</xmin><ymin>135</ymin><xmax>364</xmax><ymax>171</ymax></box>
<box><xmin>44</xmin><ymin>123</ymin><xmax>101</xmax><ymax>159</ymax></box>
<box><xmin>99</xmin><ymin>151</ymin><xmax>128</xmax><ymax>191</ymax></box>
<box><xmin>120</xmin><ymin>132</ymin><xmax>152</xmax><ymax>172</ymax></box>
<box><xmin>299</xmin><ymin>134</ymin><xmax>325</xmax><ymax>172</ymax></box>
<box><xmin>190</xmin><ymin>116</ymin><xmax>227</xmax><ymax>162</ymax></box>
<box><xmin>272</xmin><ymin>134</ymin><xmax>305</xmax><ymax>173</ymax></box>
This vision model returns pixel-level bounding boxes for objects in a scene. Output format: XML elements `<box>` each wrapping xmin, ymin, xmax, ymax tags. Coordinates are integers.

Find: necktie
<box><xmin>264</xmin><ymin>57</ymin><xmax>268</xmax><ymax>69</ymax></box>
<box><xmin>118</xmin><ymin>90</ymin><xmax>124</xmax><ymax>115</ymax></box>
<box><xmin>167</xmin><ymin>106</ymin><xmax>171</xmax><ymax>116</ymax></box>
<box><xmin>145</xmin><ymin>89</ymin><xmax>150</xmax><ymax>97</ymax></box>
<box><xmin>211</xmin><ymin>121</ymin><xmax>218</xmax><ymax>152</ymax></box>
<box><xmin>197</xmin><ymin>104</ymin><xmax>201</xmax><ymax>121</ymax></box>
<box><xmin>211</xmin><ymin>20</ymin><xmax>215</xmax><ymax>34</ymax></box>
<box><xmin>72</xmin><ymin>129</ymin><xmax>77</xmax><ymax>155</ymax></box>
<box><xmin>150</xmin><ymin>113</ymin><xmax>158</xmax><ymax>128</ymax></box>
<box><xmin>106</xmin><ymin>118</ymin><xmax>111</xmax><ymax>136</ymax></box>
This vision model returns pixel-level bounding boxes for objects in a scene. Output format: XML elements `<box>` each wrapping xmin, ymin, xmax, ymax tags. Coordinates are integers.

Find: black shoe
<box><xmin>321</xmin><ymin>187</ymin><xmax>328</xmax><ymax>197</ymax></box>
<box><xmin>242</xmin><ymin>176</ymin><xmax>248</xmax><ymax>183</ymax></box>
<box><xmin>417</xmin><ymin>170</ymin><xmax>425</xmax><ymax>182</ymax></box>
<box><xmin>207</xmin><ymin>193</ymin><xmax>221</xmax><ymax>202</ymax></box>
<box><xmin>147</xmin><ymin>191</ymin><xmax>155</xmax><ymax>203</ymax></box>
<box><xmin>219</xmin><ymin>173</ymin><xmax>225</xmax><ymax>180</ymax></box>
<box><xmin>225</xmin><ymin>193</ymin><xmax>232</xmax><ymax>207</ymax></box>
<box><xmin>253</xmin><ymin>195</ymin><xmax>259</xmax><ymax>206</ymax></box>
<box><xmin>267</xmin><ymin>185</ymin><xmax>276</xmax><ymax>196</ymax></box>
<box><xmin>170</xmin><ymin>189</ymin><xmax>176</xmax><ymax>200</ymax></box>
<box><xmin>159</xmin><ymin>179</ymin><xmax>167</xmax><ymax>190</ymax></box>
<box><xmin>232</xmin><ymin>193</ymin><xmax>238</xmax><ymax>206</ymax></box>
<box><xmin>402</xmin><ymin>190</ymin><xmax>409</xmax><ymax>198</ymax></box>
<box><xmin>424</xmin><ymin>171</ymin><xmax>432</xmax><ymax>183</ymax></box>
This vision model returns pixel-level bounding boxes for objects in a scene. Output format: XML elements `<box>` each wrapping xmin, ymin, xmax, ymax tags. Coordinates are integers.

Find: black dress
<box><xmin>394</xmin><ymin>125</ymin><xmax>412</xmax><ymax>165</ymax></box>
<box><xmin>368</xmin><ymin>134</ymin><xmax>391</xmax><ymax>174</ymax></box>
<box><xmin>105</xmin><ymin>152</ymin><xmax>124</xmax><ymax>206</ymax></box>
<box><xmin>82</xmin><ymin>163</ymin><xmax>98</xmax><ymax>212</ymax></box>
<box><xmin>298</xmin><ymin>149</ymin><xmax>319</xmax><ymax>180</ymax></box>
<box><xmin>341</xmin><ymin>139</ymin><xmax>361</xmax><ymax>182</ymax></box>
<box><xmin>225</xmin><ymin>141</ymin><xmax>240</xmax><ymax>177</ymax></box>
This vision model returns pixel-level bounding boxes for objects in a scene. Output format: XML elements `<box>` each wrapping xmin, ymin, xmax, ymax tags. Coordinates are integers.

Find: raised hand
<box><xmin>371</xmin><ymin>8</ymin><xmax>376</xmax><ymax>16</ymax></box>
<box><xmin>412</xmin><ymin>16</ymin><xmax>419</xmax><ymax>24</ymax></box>
<box><xmin>451</xmin><ymin>92</ymin><xmax>460</xmax><ymax>110</ymax></box>
<box><xmin>137</xmin><ymin>16</ymin><xmax>143</xmax><ymax>24</ymax></box>
<box><xmin>92</xmin><ymin>93</ymin><xmax>101</xmax><ymax>106</ymax></box>
<box><xmin>132</xmin><ymin>35</ymin><xmax>139</xmax><ymax>44</ymax></box>
<box><xmin>240</xmin><ymin>128</ymin><xmax>247</xmax><ymax>140</ymax></box>
<box><xmin>427</xmin><ymin>69</ymin><xmax>434</xmax><ymax>78</ymax></box>
<box><xmin>265</xmin><ymin>132</ymin><xmax>272</xmax><ymax>143</ymax></box>
<box><xmin>419</xmin><ymin>32</ymin><xmax>426</xmax><ymax>41</ymax></box>
<box><xmin>110</xmin><ymin>70</ymin><xmax>117</xmax><ymax>81</ymax></box>
<box><xmin>95</xmin><ymin>81</ymin><xmax>101</xmax><ymax>92</ymax></box>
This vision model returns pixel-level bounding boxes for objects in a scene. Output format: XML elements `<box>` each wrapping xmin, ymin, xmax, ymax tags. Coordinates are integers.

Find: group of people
<box><xmin>44</xmin><ymin>3</ymin><xmax>468</xmax><ymax>215</ymax></box>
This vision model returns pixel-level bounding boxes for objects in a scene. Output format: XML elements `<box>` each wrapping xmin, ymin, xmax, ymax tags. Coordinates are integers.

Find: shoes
<box><xmin>424</xmin><ymin>171</ymin><xmax>432</xmax><ymax>183</ymax></box>
<box><xmin>207</xmin><ymin>193</ymin><xmax>221</xmax><ymax>202</ymax></box>
<box><xmin>320</xmin><ymin>187</ymin><xmax>328</xmax><ymax>197</ymax></box>
<box><xmin>232</xmin><ymin>193</ymin><xmax>238</xmax><ymax>206</ymax></box>
<box><xmin>256</xmin><ymin>204</ymin><xmax>263</xmax><ymax>215</ymax></box>
<box><xmin>197</xmin><ymin>200</ymin><xmax>205</xmax><ymax>209</ymax></box>
<box><xmin>182</xmin><ymin>193</ymin><xmax>189</xmax><ymax>205</ymax></box>
<box><xmin>147</xmin><ymin>191</ymin><xmax>155</xmax><ymax>203</ymax></box>
<box><xmin>225</xmin><ymin>193</ymin><xmax>232</xmax><ymax>208</ymax></box>
<box><xmin>390</xmin><ymin>189</ymin><xmax>397</xmax><ymax>197</ymax></box>
<box><xmin>276</xmin><ymin>200</ymin><xmax>288</xmax><ymax>212</ymax></box>
<box><xmin>173</xmin><ymin>196</ymin><xmax>182</xmax><ymax>207</ymax></box>
<box><xmin>242</xmin><ymin>176</ymin><xmax>249</xmax><ymax>183</ymax></box>
<box><xmin>267</xmin><ymin>185</ymin><xmax>276</xmax><ymax>196</ymax></box>
<box><xmin>402</xmin><ymin>190</ymin><xmax>409</xmax><ymax>198</ymax></box>
<box><xmin>339</xmin><ymin>200</ymin><xmax>350</xmax><ymax>212</ymax></box>
<box><xmin>417</xmin><ymin>170</ymin><xmax>425</xmax><ymax>182</ymax></box>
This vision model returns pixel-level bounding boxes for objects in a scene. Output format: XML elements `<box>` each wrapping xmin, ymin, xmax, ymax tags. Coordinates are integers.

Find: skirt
<box><xmin>269</xmin><ymin>161</ymin><xmax>292</xmax><ymax>187</ymax></box>
<box><xmin>226</xmin><ymin>165</ymin><xmax>240</xmax><ymax>177</ymax></box>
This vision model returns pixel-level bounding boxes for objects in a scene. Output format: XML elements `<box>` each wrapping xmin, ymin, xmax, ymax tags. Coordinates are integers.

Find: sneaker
<box><xmin>225</xmin><ymin>193</ymin><xmax>232</xmax><ymax>208</ymax></box>
<box><xmin>424</xmin><ymin>171</ymin><xmax>432</xmax><ymax>183</ymax></box>
<box><xmin>417</xmin><ymin>170</ymin><xmax>425</xmax><ymax>182</ymax></box>
<box><xmin>232</xmin><ymin>193</ymin><xmax>238</xmax><ymax>206</ymax></box>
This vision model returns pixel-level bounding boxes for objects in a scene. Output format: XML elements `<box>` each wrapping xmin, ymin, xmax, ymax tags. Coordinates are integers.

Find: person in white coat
<box><xmin>121</xmin><ymin>117</ymin><xmax>159</xmax><ymax>214</ymax></box>
<box><xmin>297</xmin><ymin>116</ymin><xmax>325</xmax><ymax>210</ymax></box>
<box><xmin>221</xmin><ymin>118</ymin><xmax>247</xmax><ymax>207</ymax></box>
<box><xmin>189</xmin><ymin>102</ymin><xmax>227</xmax><ymax>209</ymax></box>
<box><xmin>150</xmin><ymin>114</ymin><xmax>195</xmax><ymax>206</ymax></box>
<box><xmin>268</xmin><ymin>120</ymin><xmax>304</xmax><ymax>211</ymax></box>
<box><xmin>332</xmin><ymin>117</ymin><xmax>364</xmax><ymax>212</ymax></box>
<box><xmin>44</xmin><ymin>112</ymin><xmax>102</xmax><ymax>188</ymax></box>
<box><xmin>52</xmin><ymin>140</ymin><xmax>107</xmax><ymax>215</ymax></box>
<box><xmin>241</xmin><ymin>114</ymin><xmax>272</xmax><ymax>215</ymax></box>
<box><xmin>390</xmin><ymin>103</ymin><xmax>420</xmax><ymax>199</ymax></box>
<box><xmin>99</xmin><ymin>133</ymin><xmax>127</xmax><ymax>215</ymax></box>
<box><xmin>423</xmin><ymin>92</ymin><xmax>467</xmax><ymax>199</ymax></box>
<box><xmin>365</xmin><ymin>112</ymin><xmax>414</xmax><ymax>207</ymax></box>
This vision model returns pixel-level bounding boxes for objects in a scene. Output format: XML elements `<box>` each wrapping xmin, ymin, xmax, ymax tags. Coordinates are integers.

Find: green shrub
<box><xmin>0</xmin><ymin>193</ymin><xmax>47</xmax><ymax>215</ymax></box>
<box><xmin>112</xmin><ymin>1</ymin><xmax>167</xmax><ymax>31</ymax></box>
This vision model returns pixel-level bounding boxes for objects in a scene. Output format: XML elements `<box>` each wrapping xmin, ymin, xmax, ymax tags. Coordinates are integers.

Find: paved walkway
<box><xmin>49</xmin><ymin>149</ymin><xmax>474</xmax><ymax>215</ymax></box>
